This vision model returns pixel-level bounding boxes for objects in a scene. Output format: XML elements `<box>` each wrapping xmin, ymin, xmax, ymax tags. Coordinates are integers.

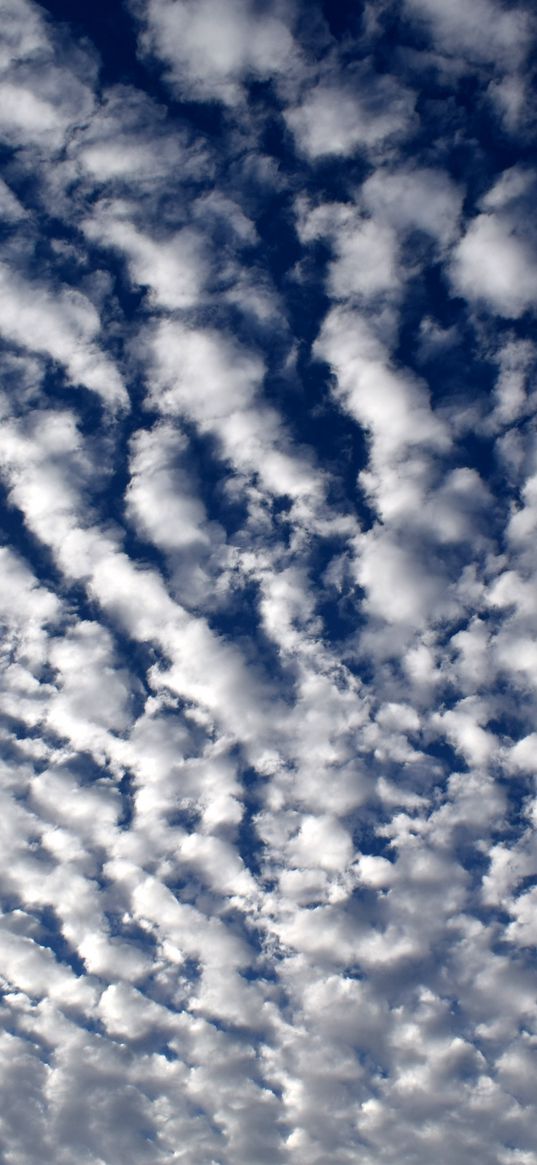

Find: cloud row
<box><xmin>0</xmin><ymin>0</ymin><xmax>536</xmax><ymax>1162</ymax></box>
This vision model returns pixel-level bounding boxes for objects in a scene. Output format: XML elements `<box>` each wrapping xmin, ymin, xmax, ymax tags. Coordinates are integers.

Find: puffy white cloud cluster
<box><xmin>285</xmin><ymin>67</ymin><xmax>416</xmax><ymax>160</ymax></box>
<box><xmin>451</xmin><ymin>168</ymin><xmax>537</xmax><ymax>318</ymax></box>
<box><xmin>404</xmin><ymin>0</ymin><xmax>532</xmax><ymax>69</ymax></box>
<box><xmin>133</xmin><ymin>0</ymin><xmax>297</xmax><ymax>105</ymax></box>
<box><xmin>0</xmin><ymin>0</ymin><xmax>536</xmax><ymax>1163</ymax></box>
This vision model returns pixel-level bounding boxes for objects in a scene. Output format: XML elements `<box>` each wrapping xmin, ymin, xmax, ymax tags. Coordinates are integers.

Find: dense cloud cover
<box><xmin>0</xmin><ymin>0</ymin><xmax>536</xmax><ymax>1161</ymax></box>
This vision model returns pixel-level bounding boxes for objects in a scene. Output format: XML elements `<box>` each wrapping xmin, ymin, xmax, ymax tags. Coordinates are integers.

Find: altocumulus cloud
<box><xmin>0</xmin><ymin>0</ymin><xmax>537</xmax><ymax>1162</ymax></box>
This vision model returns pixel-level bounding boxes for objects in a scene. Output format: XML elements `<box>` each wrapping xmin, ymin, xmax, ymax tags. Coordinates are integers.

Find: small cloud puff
<box><xmin>285</xmin><ymin>67</ymin><xmax>415</xmax><ymax>159</ymax></box>
<box><xmin>133</xmin><ymin>0</ymin><xmax>296</xmax><ymax>104</ymax></box>
<box><xmin>450</xmin><ymin>168</ymin><xmax>537</xmax><ymax>317</ymax></box>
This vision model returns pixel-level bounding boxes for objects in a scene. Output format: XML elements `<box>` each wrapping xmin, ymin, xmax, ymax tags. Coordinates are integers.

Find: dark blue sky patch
<box><xmin>29</xmin><ymin>906</ymin><xmax>87</xmax><ymax>977</ymax></box>
<box><xmin>236</xmin><ymin>767</ymin><xmax>265</xmax><ymax>879</ymax></box>
<box><xmin>39</xmin><ymin>0</ymin><xmax>148</xmax><ymax>90</ymax></box>
<box><xmin>320</xmin><ymin>0</ymin><xmax>366</xmax><ymax>41</ymax></box>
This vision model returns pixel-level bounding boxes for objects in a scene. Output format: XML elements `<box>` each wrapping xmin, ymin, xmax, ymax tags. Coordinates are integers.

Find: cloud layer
<box><xmin>0</xmin><ymin>0</ymin><xmax>536</xmax><ymax>1162</ymax></box>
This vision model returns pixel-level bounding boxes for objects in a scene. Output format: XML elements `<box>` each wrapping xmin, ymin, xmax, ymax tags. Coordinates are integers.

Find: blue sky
<box><xmin>0</xmin><ymin>0</ymin><xmax>537</xmax><ymax>1161</ymax></box>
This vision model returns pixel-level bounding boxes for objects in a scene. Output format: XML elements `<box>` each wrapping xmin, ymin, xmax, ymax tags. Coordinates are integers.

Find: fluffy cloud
<box><xmin>361</xmin><ymin>165</ymin><xmax>463</xmax><ymax>246</ymax></box>
<box><xmin>0</xmin><ymin>0</ymin><xmax>536</xmax><ymax>1163</ymax></box>
<box><xmin>133</xmin><ymin>0</ymin><xmax>296</xmax><ymax>104</ymax></box>
<box><xmin>285</xmin><ymin>68</ymin><xmax>415</xmax><ymax>159</ymax></box>
<box><xmin>0</xmin><ymin>0</ymin><xmax>96</xmax><ymax>148</ymax></box>
<box><xmin>403</xmin><ymin>0</ymin><xmax>532</xmax><ymax>68</ymax></box>
<box><xmin>451</xmin><ymin>212</ymin><xmax>537</xmax><ymax>317</ymax></box>
<box><xmin>83</xmin><ymin>202</ymin><xmax>209</xmax><ymax>310</ymax></box>
<box><xmin>0</xmin><ymin>265</ymin><xmax>127</xmax><ymax>408</ymax></box>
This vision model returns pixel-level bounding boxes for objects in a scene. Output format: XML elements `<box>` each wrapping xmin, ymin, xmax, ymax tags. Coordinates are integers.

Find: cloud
<box><xmin>403</xmin><ymin>0</ymin><xmax>532</xmax><ymax>69</ymax></box>
<box><xmin>0</xmin><ymin>0</ymin><xmax>537</xmax><ymax>1162</ymax></box>
<box><xmin>361</xmin><ymin>165</ymin><xmax>463</xmax><ymax>246</ymax></box>
<box><xmin>133</xmin><ymin>0</ymin><xmax>296</xmax><ymax>104</ymax></box>
<box><xmin>83</xmin><ymin>202</ymin><xmax>208</xmax><ymax>310</ymax></box>
<box><xmin>314</xmin><ymin>307</ymin><xmax>447</xmax><ymax>459</ymax></box>
<box><xmin>0</xmin><ymin>0</ymin><xmax>96</xmax><ymax>149</ymax></box>
<box><xmin>145</xmin><ymin>319</ymin><xmax>324</xmax><ymax>506</ymax></box>
<box><xmin>328</xmin><ymin>216</ymin><xmax>400</xmax><ymax>300</ymax></box>
<box><xmin>450</xmin><ymin>169</ymin><xmax>537</xmax><ymax>320</ymax></box>
<box><xmin>355</xmin><ymin>527</ymin><xmax>446</xmax><ymax>626</ymax></box>
<box><xmin>0</xmin><ymin>177</ymin><xmax>26</xmax><ymax>221</ymax></box>
<box><xmin>285</xmin><ymin>67</ymin><xmax>415</xmax><ymax>159</ymax></box>
<box><xmin>125</xmin><ymin>421</ymin><xmax>214</xmax><ymax>559</ymax></box>
<box><xmin>450</xmin><ymin>211</ymin><xmax>537</xmax><ymax>318</ymax></box>
<box><xmin>0</xmin><ymin>265</ymin><xmax>127</xmax><ymax>408</ymax></box>
<box><xmin>45</xmin><ymin>621</ymin><xmax>134</xmax><ymax>752</ymax></box>
<box><xmin>72</xmin><ymin>84</ymin><xmax>203</xmax><ymax>188</ymax></box>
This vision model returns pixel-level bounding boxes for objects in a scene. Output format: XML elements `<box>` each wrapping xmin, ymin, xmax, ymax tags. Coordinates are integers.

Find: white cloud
<box><xmin>73</xmin><ymin>84</ymin><xmax>203</xmax><ymax>188</ymax></box>
<box><xmin>328</xmin><ymin>216</ymin><xmax>400</xmax><ymax>300</ymax></box>
<box><xmin>145</xmin><ymin>319</ymin><xmax>323</xmax><ymax>506</ymax></box>
<box><xmin>509</xmin><ymin>733</ymin><xmax>537</xmax><ymax>773</ymax></box>
<box><xmin>315</xmin><ymin>307</ymin><xmax>447</xmax><ymax>459</ymax></box>
<box><xmin>403</xmin><ymin>0</ymin><xmax>531</xmax><ymax>69</ymax></box>
<box><xmin>285</xmin><ymin>70</ymin><xmax>415</xmax><ymax>159</ymax></box>
<box><xmin>134</xmin><ymin>0</ymin><xmax>296</xmax><ymax>104</ymax></box>
<box><xmin>46</xmin><ymin>621</ymin><xmax>134</xmax><ymax>752</ymax></box>
<box><xmin>0</xmin><ymin>1</ymin><xmax>537</xmax><ymax>1162</ymax></box>
<box><xmin>433</xmin><ymin>697</ymin><xmax>497</xmax><ymax>767</ymax></box>
<box><xmin>147</xmin><ymin>319</ymin><xmax>262</xmax><ymax>422</ymax></box>
<box><xmin>0</xmin><ymin>264</ymin><xmax>127</xmax><ymax>408</ymax></box>
<box><xmin>0</xmin><ymin>545</ymin><xmax>59</xmax><ymax>631</ymax></box>
<box><xmin>488</xmin><ymin>73</ymin><xmax>530</xmax><ymax>132</ymax></box>
<box><xmin>125</xmin><ymin>422</ymin><xmax>212</xmax><ymax>554</ymax></box>
<box><xmin>288</xmin><ymin>814</ymin><xmax>353</xmax><ymax>872</ymax></box>
<box><xmin>450</xmin><ymin>211</ymin><xmax>537</xmax><ymax>317</ymax></box>
<box><xmin>0</xmin><ymin>177</ymin><xmax>26</xmax><ymax>222</ymax></box>
<box><xmin>83</xmin><ymin>202</ymin><xmax>208</xmax><ymax>310</ymax></box>
<box><xmin>506</xmin><ymin>887</ymin><xmax>537</xmax><ymax>946</ymax></box>
<box><xmin>0</xmin><ymin>925</ymin><xmax>95</xmax><ymax>1007</ymax></box>
<box><xmin>356</xmin><ymin>529</ymin><xmax>444</xmax><ymax>626</ymax></box>
<box><xmin>0</xmin><ymin>0</ymin><xmax>95</xmax><ymax>149</ymax></box>
<box><xmin>361</xmin><ymin>165</ymin><xmax>463</xmax><ymax>246</ymax></box>
<box><xmin>489</xmin><ymin>338</ymin><xmax>536</xmax><ymax>429</ymax></box>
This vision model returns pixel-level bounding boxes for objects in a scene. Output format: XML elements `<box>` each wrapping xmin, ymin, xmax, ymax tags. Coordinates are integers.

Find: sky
<box><xmin>0</xmin><ymin>0</ymin><xmax>536</xmax><ymax>1161</ymax></box>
